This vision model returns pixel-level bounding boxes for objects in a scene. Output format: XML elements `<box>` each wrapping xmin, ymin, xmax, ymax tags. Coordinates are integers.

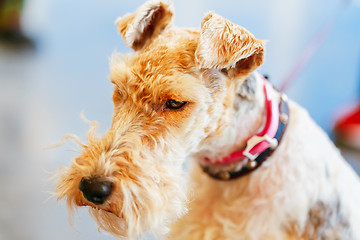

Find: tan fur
<box><xmin>195</xmin><ymin>12</ymin><xmax>264</xmax><ymax>72</ymax></box>
<box><xmin>115</xmin><ymin>0</ymin><xmax>173</xmax><ymax>50</ymax></box>
<box><xmin>56</xmin><ymin>1</ymin><xmax>360</xmax><ymax>239</ymax></box>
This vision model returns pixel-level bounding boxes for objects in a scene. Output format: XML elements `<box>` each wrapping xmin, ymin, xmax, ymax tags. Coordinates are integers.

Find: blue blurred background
<box><xmin>0</xmin><ymin>0</ymin><xmax>359</xmax><ymax>239</ymax></box>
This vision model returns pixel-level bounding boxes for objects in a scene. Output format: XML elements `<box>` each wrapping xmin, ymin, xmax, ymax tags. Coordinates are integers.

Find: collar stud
<box><xmin>219</xmin><ymin>172</ymin><xmax>231</xmax><ymax>180</ymax></box>
<box><xmin>280</xmin><ymin>113</ymin><xmax>289</xmax><ymax>123</ymax></box>
<box><xmin>281</xmin><ymin>93</ymin><xmax>288</xmax><ymax>102</ymax></box>
<box><xmin>246</xmin><ymin>160</ymin><xmax>257</xmax><ymax>169</ymax></box>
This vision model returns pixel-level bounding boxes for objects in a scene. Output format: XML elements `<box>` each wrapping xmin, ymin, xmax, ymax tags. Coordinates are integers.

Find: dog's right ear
<box><xmin>195</xmin><ymin>12</ymin><xmax>264</xmax><ymax>77</ymax></box>
<box><xmin>115</xmin><ymin>1</ymin><xmax>173</xmax><ymax>51</ymax></box>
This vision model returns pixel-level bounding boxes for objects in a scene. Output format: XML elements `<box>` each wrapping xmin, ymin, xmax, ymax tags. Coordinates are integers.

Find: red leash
<box><xmin>279</xmin><ymin>1</ymin><xmax>350</xmax><ymax>91</ymax></box>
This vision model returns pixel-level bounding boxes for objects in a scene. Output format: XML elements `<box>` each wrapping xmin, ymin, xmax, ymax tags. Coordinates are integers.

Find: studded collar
<box><xmin>201</xmin><ymin>76</ymin><xmax>289</xmax><ymax>180</ymax></box>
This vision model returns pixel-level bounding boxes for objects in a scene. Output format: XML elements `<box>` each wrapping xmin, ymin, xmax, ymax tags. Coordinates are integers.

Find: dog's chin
<box><xmin>71</xmin><ymin>198</ymin><xmax>139</xmax><ymax>238</ymax></box>
<box><xmin>84</xmin><ymin>198</ymin><xmax>184</xmax><ymax>239</ymax></box>
<box><xmin>69</xmin><ymin>176</ymin><xmax>188</xmax><ymax>239</ymax></box>
<box><xmin>88</xmin><ymin>207</ymin><xmax>129</xmax><ymax>238</ymax></box>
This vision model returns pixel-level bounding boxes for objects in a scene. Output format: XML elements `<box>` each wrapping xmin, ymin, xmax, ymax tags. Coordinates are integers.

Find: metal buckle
<box><xmin>243</xmin><ymin>135</ymin><xmax>278</xmax><ymax>161</ymax></box>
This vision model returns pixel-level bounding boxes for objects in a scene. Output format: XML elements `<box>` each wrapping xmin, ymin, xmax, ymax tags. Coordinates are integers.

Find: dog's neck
<box><xmin>193</xmin><ymin>73</ymin><xmax>280</xmax><ymax>172</ymax></box>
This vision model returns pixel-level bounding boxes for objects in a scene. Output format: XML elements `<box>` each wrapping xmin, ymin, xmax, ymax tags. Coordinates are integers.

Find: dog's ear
<box><xmin>115</xmin><ymin>1</ymin><xmax>173</xmax><ymax>51</ymax></box>
<box><xmin>195</xmin><ymin>12</ymin><xmax>264</xmax><ymax>76</ymax></box>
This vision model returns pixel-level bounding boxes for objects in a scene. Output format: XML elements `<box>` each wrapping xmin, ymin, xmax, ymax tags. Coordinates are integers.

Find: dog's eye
<box><xmin>165</xmin><ymin>99</ymin><xmax>187</xmax><ymax>110</ymax></box>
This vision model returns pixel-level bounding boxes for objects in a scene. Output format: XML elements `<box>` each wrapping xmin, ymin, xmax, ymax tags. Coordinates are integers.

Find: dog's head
<box><xmin>56</xmin><ymin>0</ymin><xmax>264</xmax><ymax>238</ymax></box>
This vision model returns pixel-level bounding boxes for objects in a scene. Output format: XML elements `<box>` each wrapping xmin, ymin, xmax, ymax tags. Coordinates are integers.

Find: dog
<box><xmin>55</xmin><ymin>1</ymin><xmax>360</xmax><ymax>239</ymax></box>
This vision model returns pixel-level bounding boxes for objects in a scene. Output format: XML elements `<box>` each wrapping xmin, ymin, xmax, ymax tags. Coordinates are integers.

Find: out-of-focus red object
<box><xmin>334</xmin><ymin>105</ymin><xmax>360</xmax><ymax>149</ymax></box>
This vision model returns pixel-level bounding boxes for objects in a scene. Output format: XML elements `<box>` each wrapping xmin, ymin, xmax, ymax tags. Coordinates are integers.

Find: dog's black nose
<box><xmin>78</xmin><ymin>178</ymin><xmax>113</xmax><ymax>205</ymax></box>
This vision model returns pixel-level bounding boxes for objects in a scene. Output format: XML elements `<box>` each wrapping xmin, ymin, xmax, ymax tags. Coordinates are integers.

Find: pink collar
<box><xmin>204</xmin><ymin>76</ymin><xmax>280</xmax><ymax>165</ymax></box>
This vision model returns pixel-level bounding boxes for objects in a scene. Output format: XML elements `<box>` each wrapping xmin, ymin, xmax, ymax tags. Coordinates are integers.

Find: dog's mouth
<box><xmin>89</xmin><ymin>204</ymin><xmax>120</xmax><ymax>216</ymax></box>
<box><xmin>77</xmin><ymin>191</ymin><xmax>123</xmax><ymax>217</ymax></box>
<box><xmin>78</xmin><ymin>199</ymin><xmax>126</xmax><ymax>222</ymax></box>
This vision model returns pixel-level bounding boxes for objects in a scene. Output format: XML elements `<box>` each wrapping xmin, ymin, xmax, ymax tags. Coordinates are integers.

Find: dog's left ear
<box><xmin>195</xmin><ymin>12</ymin><xmax>264</xmax><ymax>76</ymax></box>
<box><xmin>115</xmin><ymin>1</ymin><xmax>173</xmax><ymax>51</ymax></box>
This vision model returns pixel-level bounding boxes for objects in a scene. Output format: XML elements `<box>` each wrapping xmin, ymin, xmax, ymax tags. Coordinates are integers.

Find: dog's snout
<box><xmin>79</xmin><ymin>178</ymin><xmax>113</xmax><ymax>205</ymax></box>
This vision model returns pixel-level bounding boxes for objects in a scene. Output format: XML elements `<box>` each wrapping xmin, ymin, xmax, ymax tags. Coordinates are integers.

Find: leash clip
<box><xmin>243</xmin><ymin>135</ymin><xmax>278</xmax><ymax>161</ymax></box>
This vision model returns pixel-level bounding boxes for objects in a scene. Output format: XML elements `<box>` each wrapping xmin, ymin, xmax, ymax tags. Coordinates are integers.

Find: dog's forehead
<box><xmin>111</xmin><ymin>29</ymin><xmax>201</xmax><ymax>100</ymax></box>
<box><xmin>133</xmin><ymin>29</ymin><xmax>198</xmax><ymax>75</ymax></box>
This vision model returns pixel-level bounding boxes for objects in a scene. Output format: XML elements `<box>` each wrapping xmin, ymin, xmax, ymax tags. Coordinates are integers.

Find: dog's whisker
<box><xmin>44</xmin><ymin>134</ymin><xmax>85</xmax><ymax>150</ymax></box>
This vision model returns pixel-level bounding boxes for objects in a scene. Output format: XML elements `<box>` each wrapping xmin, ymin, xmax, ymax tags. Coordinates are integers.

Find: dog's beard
<box><xmin>57</xmin><ymin>160</ymin><xmax>188</xmax><ymax>239</ymax></box>
<box><xmin>92</xmin><ymin>170</ymin><xmax>188</xmax><ymax>238</ymax></box>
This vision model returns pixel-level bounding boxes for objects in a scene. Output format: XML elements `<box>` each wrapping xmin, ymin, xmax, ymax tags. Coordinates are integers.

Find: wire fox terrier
<box><xmin>56</xmin><ymin>1</ymin><xmax>360</xmax><ymax>239</ymax></box>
